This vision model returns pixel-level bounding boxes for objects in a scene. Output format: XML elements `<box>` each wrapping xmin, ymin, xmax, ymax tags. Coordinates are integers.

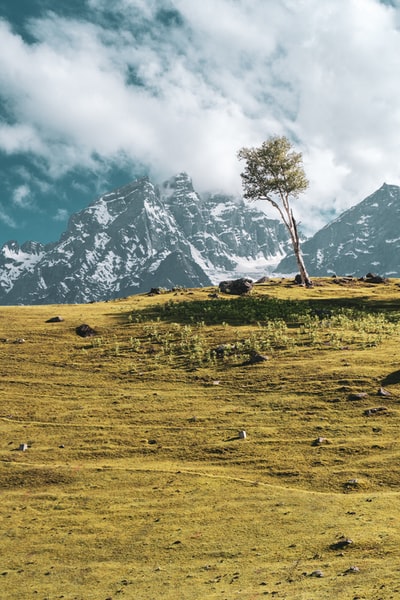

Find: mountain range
<box><xmin>0</xmin><ymin>176</ymin><xmax>398</xmax><ymax>305</ymax></box>
<box><xmin>0</xmin><ymin>173</ymin><xmax>289</xmax><ymax>304</ymax></box>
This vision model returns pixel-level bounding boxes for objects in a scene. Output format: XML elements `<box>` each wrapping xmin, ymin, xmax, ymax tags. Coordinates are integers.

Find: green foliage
<box><xmin>120</xmin><ymin>298</ymin><xmax>400</xmax><ymax>369</ymax></box>
<box><xmin>131</xmin><ymin>296</ymin><xmax>310</xmax><ymax>325</ymax></box>
<box><xmin>238</xmin><ymin>135</ymin><xmax>308</xmax><ymax>201</ymax></box>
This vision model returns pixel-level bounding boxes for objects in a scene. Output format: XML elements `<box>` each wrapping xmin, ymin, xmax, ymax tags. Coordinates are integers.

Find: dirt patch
<box><xmin>0</xmin><ymin>467</ymin><xmax>74</xmax><ymax>489</ymax></box>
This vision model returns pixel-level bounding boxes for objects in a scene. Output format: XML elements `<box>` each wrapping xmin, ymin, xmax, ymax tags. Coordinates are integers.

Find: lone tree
<box><xmin>238</xmin><ymin>135</ymin><xmax>312</xmax><ymax>286</ymax></box>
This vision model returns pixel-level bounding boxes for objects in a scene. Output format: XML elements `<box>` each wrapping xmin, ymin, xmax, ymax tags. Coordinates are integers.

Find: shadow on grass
<box><xmin>382</xmin><ymin>370</ymin><xmax>400</xmax><ymax>386</ymax></box>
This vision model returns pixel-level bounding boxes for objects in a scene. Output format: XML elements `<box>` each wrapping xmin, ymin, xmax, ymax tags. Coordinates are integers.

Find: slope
<box><xmin>1</xmin><ymin>278</ymin><xmax>400</xmax><ymax>599</ymax></box>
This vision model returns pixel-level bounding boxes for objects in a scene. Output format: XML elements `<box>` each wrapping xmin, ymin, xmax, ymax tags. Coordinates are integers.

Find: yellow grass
<box><xmin>1</xmin><ymin>278</ymin><xmax>400</xmax><ymax>599</ymax></box>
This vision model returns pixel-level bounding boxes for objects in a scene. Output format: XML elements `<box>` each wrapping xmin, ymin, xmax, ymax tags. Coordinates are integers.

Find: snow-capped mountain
<box><xmin>0</xmin><ymin>241</ymin><xmax>48</xmax><ymax>294</ymax></box>
<box><xmin>0</xmin><ymin>173</ymin><xmax>289</xmax><ymax>304</ymax></box>
<box><xmin>276</xmin><ymin>183</ymin><xmax>400</xmax><ymax>277</ymax></box>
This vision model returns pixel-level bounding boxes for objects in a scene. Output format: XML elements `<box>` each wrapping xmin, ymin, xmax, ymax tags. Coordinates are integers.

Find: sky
<box><xmin>1</xmin><ymin>0</ymin><xmax>400</xmax><ymax>245</ymax></box>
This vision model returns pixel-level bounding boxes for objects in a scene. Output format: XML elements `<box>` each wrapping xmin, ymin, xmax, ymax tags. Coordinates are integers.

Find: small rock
<box><xmin>46</xmin><ymin>316</ymin><xmax>64</xmax><ymax>323</ymax></box>
<box><xmin>348</xmin><ymin>392</ymin><xmax>368</xmax><ymax>401</ymax></box>
<box><xmin>344</xmin><ymin>479</ymin><xmax>359</xmax><ymax>490</ymax></box>
<box><xmin>330</xmin><ymin>537</ymin><xmax>353</xmax><ymax>550</ymax></box>
<box><xmin>247</xmin><ymin>351</ymin><xmax>269</xmax><ymax>364</ymax></box>
<box><xmin>345</xmin><ymin>566</ymin><xmax>360</xmax><ymax>573</ymax></box>
<box><xmin>377</xmin><ymin>387</ymin><xmax>391</xmax><ymax>397</ymax></box>
<box><xmin>364</xmin><ymin>406</ymin><xmax>388</xmax><ymax>416</ymax></box>
<box><xmin>309</xmin><ymin>570</ymin><xmax>324</xmax><ymax>578</ymax></box>
<box><xmin>311</xmin><ymin>436</ymin><xmax>328</xmax><ymax>446</ymax></box>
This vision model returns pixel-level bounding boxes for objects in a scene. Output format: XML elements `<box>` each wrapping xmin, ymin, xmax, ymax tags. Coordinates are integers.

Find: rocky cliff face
<box><xmin>0</xmin><ymin>240</ymin><xmax>47</xmax><ymax>295</ymax></box>
<box><xmin>276</xmin><ymin>183</ymin><xmax>400</xmax><ymax>277</ymax></box>
<box><xmin>0</xmin><ymin>173</ymin><xmax>289</xmax><ymax>304</ymax></box>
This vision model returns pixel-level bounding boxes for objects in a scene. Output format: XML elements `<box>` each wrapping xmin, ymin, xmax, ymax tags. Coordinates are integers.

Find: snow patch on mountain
<box><xmin>0</xmin><ymin>241</ymin><xmax>46</xmax><ymax>293</ymax></box>
<box><xmin>88</xmin><ymin>200</ymin><xmax>114</xmax><ymax>226</ymax></box>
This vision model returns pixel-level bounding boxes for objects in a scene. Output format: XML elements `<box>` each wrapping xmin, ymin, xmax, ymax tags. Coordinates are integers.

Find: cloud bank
<box><xmin>1</xmin><ymin>0</ymin><xmax>400</xmax><ymax>236</ymax></box>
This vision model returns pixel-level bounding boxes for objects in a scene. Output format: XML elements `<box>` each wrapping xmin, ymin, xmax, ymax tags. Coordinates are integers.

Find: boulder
<box><xmin>46</xmin><ymin>316</ymin><xmax>64</xmax><ymax>323</ymax></box>
<box><xmin>218</xmin><ymin>278</ymin><xmax>253</xmax><ymax>295</ymax></box>
<box><xmin>293</xmin><ymin>274</ymin><xmax>313</xmax><ymax>287</ymax></box>
<box><xmin>76</xmin><ymin>324</ymin><xmax>97</xmax><ymax>338</ymax></box>
<box><xmin>361</xmin><ymin>273</ymin><xmax>389</xmax><ymax>284</ymax></box>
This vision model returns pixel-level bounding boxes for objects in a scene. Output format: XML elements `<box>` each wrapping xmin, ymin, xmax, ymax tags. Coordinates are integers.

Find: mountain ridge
<box><xmin>2</xmin><ymin>177</ymin><xmax>399</xmax><ymax>305</ymax></box>
<box><xmin>276</xmin><ymin>183</ymin><xmax>400</xmax><ymax>277</ymax></box>
<box><xmin>0</xmin><ymin>173</ymin><xmax>289</xmax><ymax>304</ymax></box>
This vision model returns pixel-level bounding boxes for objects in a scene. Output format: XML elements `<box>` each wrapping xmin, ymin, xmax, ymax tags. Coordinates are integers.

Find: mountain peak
<box><xmin>276</xmin><ymin>182</ymin><xmax>400</xmax><ymax>277</ymax></box>
<box><xmin>163</xmin><ymin>171</ymin><xmax>193</xmax><ymax>188</ymax></box>
<box><xmin>161</xmin><ymin>172</ymin><xmax>195</xmax><ymax>200</ymax></box>
<box><xmin>0</xmin><ymin>173</ymin><xmax>288</xmax><ymax>304</ymax></box>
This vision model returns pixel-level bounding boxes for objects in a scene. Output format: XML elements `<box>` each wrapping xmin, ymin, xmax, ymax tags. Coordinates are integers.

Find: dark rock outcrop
<box><xmin>219</xmin><ymin>278</ymin><xmax>253</xmax><ymax>295</ymax></box>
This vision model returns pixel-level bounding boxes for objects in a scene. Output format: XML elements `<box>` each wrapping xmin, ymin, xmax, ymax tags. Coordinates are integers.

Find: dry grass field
<box><xmin>1</xmin><ymin>278</ymin><xmax>400</xmax><ymax>599</ymax></box>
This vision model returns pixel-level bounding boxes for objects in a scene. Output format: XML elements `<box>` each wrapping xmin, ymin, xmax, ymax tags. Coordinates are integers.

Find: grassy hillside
<box><xmin>1</xmin><ymin>278</ymin><xmax>400</xmax><ymax>599</ymax></box>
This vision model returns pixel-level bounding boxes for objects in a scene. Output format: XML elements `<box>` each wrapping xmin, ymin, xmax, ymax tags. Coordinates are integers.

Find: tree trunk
<box><xmin>290</xmin><ymin>213</ymin><xmax>312</xmax><ymax>287</ymax></box>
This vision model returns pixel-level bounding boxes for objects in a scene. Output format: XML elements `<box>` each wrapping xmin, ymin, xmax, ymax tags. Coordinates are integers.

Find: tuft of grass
<box><xmin>1</xmin><ymin>279</ymin><xmax>400</xmax><ymax>599</ymax></box>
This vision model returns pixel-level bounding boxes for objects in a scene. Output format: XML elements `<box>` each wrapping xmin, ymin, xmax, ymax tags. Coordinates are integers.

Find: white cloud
<box><xmin>12</xmin><ymin>184</ymin><xmax>34</xmax><ymax>209</ymax></box>
<box><xmin>0</xmin><ymin>203</ymin><xmax>17</xmax><ymax>228</ymax></box>
<box><xmin>1</xmin><ymin>1</ymin><xmax>400</xmax><ymax>232</ymax></box>
<box><xmin>53</xmin><ymin>208</ymin><xmax>69</xmax><ymax>222</ymax></box>
<box><xmin>0</xmin><ymin>122</ymin><xmax>45</xmax><ymax>155</ymax></box>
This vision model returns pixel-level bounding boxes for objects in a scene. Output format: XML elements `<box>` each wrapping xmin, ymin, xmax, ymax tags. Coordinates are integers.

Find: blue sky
<box><xmin>1</xmin><ymin>0</ymin><xmax>400</xmax><ymax>245</ymax></box>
